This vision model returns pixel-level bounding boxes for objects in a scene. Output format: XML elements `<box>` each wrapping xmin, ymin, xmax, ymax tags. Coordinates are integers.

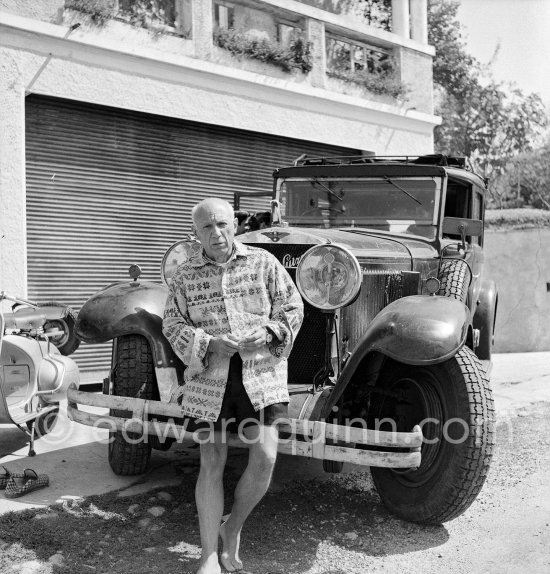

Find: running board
<box><xmin>67</xmin><ymin>385</ymin><xmax>422</xmax><ymax>469</ymax></box>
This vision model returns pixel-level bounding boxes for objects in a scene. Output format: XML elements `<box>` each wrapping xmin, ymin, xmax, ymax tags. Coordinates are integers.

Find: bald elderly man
<box><xmin>162</xmin><ymin>198</ymin><xmax>303</xmax><ymax>574</ymax></box>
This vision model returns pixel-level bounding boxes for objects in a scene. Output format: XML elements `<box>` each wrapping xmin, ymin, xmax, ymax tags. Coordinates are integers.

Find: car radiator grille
<box><xmin>340</xmin><ymin>272</ymin><xmax>404</xmax><ymax>352</ymax></box>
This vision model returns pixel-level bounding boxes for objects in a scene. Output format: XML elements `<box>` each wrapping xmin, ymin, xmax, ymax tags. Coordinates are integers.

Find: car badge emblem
<box><xmin>262</xmin><ymin>230</ymin><xmax>290</xmax><ymax>242</ymax></box>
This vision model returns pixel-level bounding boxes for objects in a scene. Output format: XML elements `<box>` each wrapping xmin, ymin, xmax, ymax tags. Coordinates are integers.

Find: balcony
<box><xmin>60</xmin><ymin>0</ymin><xmax>434</xmax><ymax>115</ymax></box>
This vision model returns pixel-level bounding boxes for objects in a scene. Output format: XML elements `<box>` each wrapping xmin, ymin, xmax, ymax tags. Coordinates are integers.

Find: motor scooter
<box><xmin>0</xmin><ymin>291</ymin><xmax>80</xmax><ymax>456</ymax></box>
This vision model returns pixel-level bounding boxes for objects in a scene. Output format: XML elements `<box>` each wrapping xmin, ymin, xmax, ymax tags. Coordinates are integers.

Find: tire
<box><xmin>42</xmin><ymin>303</ymin><xmax>80</xmax><ymax>356</ymax></box>
<box><xmin>369</xmin><ymin>347</ymin><xmax>495</xmax><ymax>524</ymax></box>
<box><xmin>437</xmin><ymin>259</ymin><xmax>471</xmax><ymax>303</ymax></box>
<box><xmin>27</xmin><ymin>404</ymin><xmax>59</xmax><ymax>437</ymax></box>
<box><xmin>108</xmin><ymin>335</ymin><xmax>154</xmax><ymax>476</ymax></box>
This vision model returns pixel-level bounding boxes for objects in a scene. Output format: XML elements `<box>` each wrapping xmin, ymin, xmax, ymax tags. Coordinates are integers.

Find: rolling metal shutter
<box><xmin>25</xmin><ymin>95</ymin><xmax>360</xmax><ymax>374</ymax></box>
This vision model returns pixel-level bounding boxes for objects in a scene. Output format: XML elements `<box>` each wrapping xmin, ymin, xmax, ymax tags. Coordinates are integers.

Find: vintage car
<box><xmin>69</xmin><ymin>153</ymin><xmax>497</xmax><ymax>525</ymax></box>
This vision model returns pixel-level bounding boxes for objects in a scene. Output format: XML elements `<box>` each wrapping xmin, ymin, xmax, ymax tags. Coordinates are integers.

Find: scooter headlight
<box><xmin>296</xmin><ymin>244</ymin><xmax>361</xmax><ymax>310</ymax></box>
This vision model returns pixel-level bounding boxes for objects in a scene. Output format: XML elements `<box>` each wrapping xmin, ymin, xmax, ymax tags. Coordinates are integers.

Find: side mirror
<box><xmin>442</xmin><ymin>217</ymin><xmax>483</xmax><ymax>252</ymax></box>
<box><xmin>443</xmin><ymin>217</ymin><xmax>483</xmax><ymax>237</ymax></box>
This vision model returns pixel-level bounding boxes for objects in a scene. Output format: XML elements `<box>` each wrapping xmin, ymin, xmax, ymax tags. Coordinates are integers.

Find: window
<box><xmin>444</xmin><ymin>182</ymin><xmax>471</xmax><ymax>220</ymax></box>
<box><xmin>472</xmin><ymin>191</ymin><xmax>484</xmax><ymax>245</ymax></box>
<box><xmin>117</xmin><ymin>0</ymin><xmax>191</xmax><ymax>36</ymax></box>
<box><xmin>444</xmin><ymin>181</ymin><xmax>484</xmax><ymax>244</ymax></box>
<box><xmin>326</xmin><ymin>36</ymin><xmax>391</xmax><ymax>75</ymax></box>
<box><xmin>214</xmin><ymin>2</ymin><xmax>235</xmax><ymax>30</ymax></box>
<box><xmin>278</xmin><ymin>23</ymin><xmax>299</xmax><ymax>46</ymax></box>
<box><xmin>327</xmin><ymin>38</ymin><xmax>351</xmax><ymax>72</ymax></box>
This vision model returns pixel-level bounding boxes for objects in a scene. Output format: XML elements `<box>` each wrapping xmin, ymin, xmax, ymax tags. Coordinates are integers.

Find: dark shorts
<box><xmin>193</xmin><ymin>354</ymin><xmax>288</xmax><ymax>434</ymax></box>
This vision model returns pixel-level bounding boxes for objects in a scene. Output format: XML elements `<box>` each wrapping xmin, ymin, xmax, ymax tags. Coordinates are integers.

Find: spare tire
<box><xmin>437</xmin><ymin>259</ymin><xmax>471</xmax><ymax>303</ymax></box>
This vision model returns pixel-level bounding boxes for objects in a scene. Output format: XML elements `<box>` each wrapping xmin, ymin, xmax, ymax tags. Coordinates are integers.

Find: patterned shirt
<box><xmin>162</xmin><ymin>240</ymin><xmax>304</xmax><ymax>422</ymax></box>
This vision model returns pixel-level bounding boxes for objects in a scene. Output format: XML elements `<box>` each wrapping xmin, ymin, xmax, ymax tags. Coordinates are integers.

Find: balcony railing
<box><xmin>64</xmin><ymin>0</ymin><xmax>433</xmax><ymax>113</ymax></box>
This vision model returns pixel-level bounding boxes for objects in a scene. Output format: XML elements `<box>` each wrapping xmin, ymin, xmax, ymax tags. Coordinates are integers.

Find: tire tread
<box><xmin>437</xmin><ymin>259</ymin><xmax>471</xmax><ymax>302</ymax></box>
<box><xmin>109</xmin><ymin>335</ymin><xmax>153</xmax><ymax>476</ymax></box>
<box><xmin>429</xmin><ymin>347</ymin><xmax>495</xmax><ymax>523</ymax></box>
<box><xmin>371</xmin><ymin>346</ymin><xmax>495</xmax><ymax>524</ymax></box>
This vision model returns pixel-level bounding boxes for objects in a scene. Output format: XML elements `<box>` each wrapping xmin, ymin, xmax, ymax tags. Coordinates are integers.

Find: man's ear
<box><xmin>233</xmin><ymin>218</ymin><xmax>238</xmax><ymax>232</ymax></box>
<box><xmin>191</xmin><ymin>224</ymin><xmax>197</xmax><ymax>236</ymax></box>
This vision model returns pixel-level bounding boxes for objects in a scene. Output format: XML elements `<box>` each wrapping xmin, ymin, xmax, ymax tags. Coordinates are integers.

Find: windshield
<box><xmin>278</xmin><ymin>177</ymin><xmax>441</xmax><ymax>239</ymax></box>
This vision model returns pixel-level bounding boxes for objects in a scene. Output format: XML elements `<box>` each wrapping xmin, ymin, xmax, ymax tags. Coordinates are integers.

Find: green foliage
<box><xmin>118</xmin><ymin>0</ymin><xmax>174</xmax><ymax>31</ymax></box>
<box><xmin>349</xmin><ymin>0</ymin><xmax>392</xmax><ymax>30</ymax></box>
<box><xmin>427</xmin><ymin>0</ymin><xmax>474</xmax><ymax>96</ymax></box>
<box><xmin>491</xmin><ymin>139</ymin><xmax>550</xmax><ymax>210</ymax></box>
<box><xmin>485</xmin><ymin>208</ymin><xmax>550</xmax><ymax>229</ymax></box>
<box><xmin>435</xmin><ymin>82</ymin><xmax>547</xmax><ymax>178</ymax></box>
<box><xmin>298</xmin><ymin>0</ymin><xmax>391</xmax><ymax>29</ymax></box>
<box><xmin>426</xmin><ymin>0</ymin><xmax>548</xmax><ymax>202</ymax></box>
<box><xmin>327</xmin><ymin>66</ymin><xmax>407</xmax><ymax>99</ymax></box>
<box><xmin>65</xmin><ymin>0</ymin><xmax>115</xmax><ymax>25</ymax></box>
<box><xmin>66</xmin><ymin>0</ymin><xmax>186</xmax><ymax>35</ymax></box>
<box><xmin>214</xmin><ymin>28</ymin><xmax>313</xmax><ymax>74</ymax></box>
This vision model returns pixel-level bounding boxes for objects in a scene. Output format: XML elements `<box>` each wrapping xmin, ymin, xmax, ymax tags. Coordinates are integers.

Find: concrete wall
<box><xmin>398</xmin><ymin>47</ymin><xmax>433</xmax><ymax>114</ymax></box>
<box><xmin>0</xmin><ymin>0</ymin><xmax>64</xmax><ymax>22</ymax></box>
<box><xmin>484</xmin><ymin>228</ymin><xmax>550</xmax><ymax>352</ymax></box>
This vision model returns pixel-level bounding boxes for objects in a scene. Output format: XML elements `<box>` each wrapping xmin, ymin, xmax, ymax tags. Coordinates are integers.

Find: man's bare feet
<box><xmin>219</xmin><ymin>517</ymin><xmax>243</xmax><ymax>572</ymax></box>
<box><xmin>197</xmin><ymin>552</ymin><xmax>221</xmax><ymax>574</ymax></box>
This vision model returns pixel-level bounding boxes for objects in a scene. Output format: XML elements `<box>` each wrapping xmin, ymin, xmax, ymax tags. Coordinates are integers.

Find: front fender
<box><xmin>357</xmin><ymin>295</ymin><xmax>470</xmax><ymax>365</ymax></box>
<box><xmin>473</xmin><ymin>279</ymin><xmax>498</xmax><ymax>361</ymax></box>
<box><xmin>76</xmin><ymin>280</ymin><xmax>178</xmax><ymax>369</ymax></box>
<box><xmin>321</xmin><ymin>295</ymin><xmax>470</xmax><ymax>419</ymax></box>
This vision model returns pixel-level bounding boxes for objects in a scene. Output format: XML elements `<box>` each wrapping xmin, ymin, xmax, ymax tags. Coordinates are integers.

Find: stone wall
<box><xmin>484</xmin><ymin>228</ymin><xmax>550</xmax><ymax>352</ymax></box>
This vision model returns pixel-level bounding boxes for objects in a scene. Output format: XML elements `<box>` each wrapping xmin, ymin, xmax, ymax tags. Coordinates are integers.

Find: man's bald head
<box><xmin>191</xmin><ymin>198</ymin><xmax>237</xmax><ymax>263</ymax></box>
<box><xmin>192</xmin><ymin>198</ymin><xmax>234</xmax><ymax>227</ymax></box>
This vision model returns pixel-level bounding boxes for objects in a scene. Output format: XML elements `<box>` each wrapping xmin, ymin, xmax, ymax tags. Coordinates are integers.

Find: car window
<box><xmin>443</xmin><ymin>180</ymin><xmax>483</xmax><ymax>245</ymax></box>
<box><xmin>279</xmin><ymin>177</ymin><xmax>441</xmax><ymax>239</ymax></box>
<box><xmin>471</xmin><ymin>190</ymin><xmax>484</xmax><ymax>245</ymax></box>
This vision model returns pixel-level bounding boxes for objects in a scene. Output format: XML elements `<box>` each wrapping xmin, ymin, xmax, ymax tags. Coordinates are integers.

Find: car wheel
<box><xmin>42</xmin><ymin>303</ymin><xmax>81</xmax><ymax>356</ymax></box>
<box><xmin>108</xmin><ymin>334</ymin><xmax>153</xmax><ymax>476</ymax></box>
<box><xmin>437</xmin><ymin>259</ymin><xmax>471</xmax><ymax>302</ymax></box>
<box><xmin>369</xmin><ymin>347</ymin><xmax>495</xmax><ymax>524</ymax></box>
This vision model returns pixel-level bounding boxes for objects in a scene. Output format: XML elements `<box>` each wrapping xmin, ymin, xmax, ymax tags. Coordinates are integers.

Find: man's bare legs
<box><xmin>220</xmin><ymin>424</ymin><xmax>279</xmax><ymax>571</ymax></box>
<box><xmin>196</xmin><ymin>431</ymin><xmax>228</xmax><ymax>574</ymax></box>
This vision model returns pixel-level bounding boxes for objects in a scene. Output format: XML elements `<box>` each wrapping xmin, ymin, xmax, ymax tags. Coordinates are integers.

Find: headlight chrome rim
<box><xmin>161</xmin><ymin>239</ymin><xmax>201</xmax><ymax>285</ymax></box>
<box><xmin>296</xmin><ymin>244</ymin><xmax>362</xmax><ymax>310</ymax></box>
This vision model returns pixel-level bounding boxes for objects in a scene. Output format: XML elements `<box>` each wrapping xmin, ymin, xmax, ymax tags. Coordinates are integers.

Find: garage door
<box><xmin>25</xmin><ymin>95</ymin><xmax>361</xmax><ymax>374</ymax></box>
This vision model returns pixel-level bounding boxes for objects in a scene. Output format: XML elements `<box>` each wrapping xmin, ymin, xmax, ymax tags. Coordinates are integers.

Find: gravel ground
<box><xmin>0</xmin><ymin>403</ymin><xmax>549</xmax><ymax>574</ymax></box>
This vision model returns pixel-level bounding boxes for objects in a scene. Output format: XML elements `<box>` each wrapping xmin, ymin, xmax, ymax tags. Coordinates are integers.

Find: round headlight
<box><xmin>161</xmin><ymin>239</ymin><xmax>202</xmax><ymax>284</ymax></box>
<box><xmin>425</xmin><ymin>276</ymin><xmax>441</xmax><ymax>295</ymax></box>
<box><xmin>296</xmin><ymin>244</ymin><xmax>362</xmax><ymax>310</ymax></box>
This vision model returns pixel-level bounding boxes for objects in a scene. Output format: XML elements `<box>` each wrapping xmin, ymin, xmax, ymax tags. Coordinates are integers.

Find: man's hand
<box><xmin>208</xmin><ymin>334</ymin><xmax>240</xmax><ymax>356</ymax></box>
<box><xmin>238</xmin><ymin>327</ymin><xmax>268</xmax><ymax>349</ymax></box>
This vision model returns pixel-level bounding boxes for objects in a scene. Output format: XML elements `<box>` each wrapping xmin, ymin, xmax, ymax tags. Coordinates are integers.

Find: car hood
<box><xmin>241</xmin><ymin>226</ymin><xmax>438</xmax><ymax>265</ymax></box>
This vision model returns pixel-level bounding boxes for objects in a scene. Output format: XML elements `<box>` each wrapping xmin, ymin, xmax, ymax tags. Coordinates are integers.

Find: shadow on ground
<box><xmin>0</xmin><ymin>451</ymin><xmax>449</xmax><ymax>574</ymax></box>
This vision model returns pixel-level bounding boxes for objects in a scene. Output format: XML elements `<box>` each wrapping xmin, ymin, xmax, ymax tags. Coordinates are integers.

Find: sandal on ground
<box><xmin>0</xmin><ymin>466</ymin><xmax>22</xmax><ymax>490</ymax></box>
<box><xmin>4</xmin><ymin>469</ymin><xmax>49</xmax><ymax>498</ymax></box>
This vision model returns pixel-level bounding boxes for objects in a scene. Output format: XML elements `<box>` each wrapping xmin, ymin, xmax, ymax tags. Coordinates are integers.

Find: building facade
<box><xmin>0</xmin><ymin>0</ymin><xmax>438</xmax><ymax>372</ymax></box>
